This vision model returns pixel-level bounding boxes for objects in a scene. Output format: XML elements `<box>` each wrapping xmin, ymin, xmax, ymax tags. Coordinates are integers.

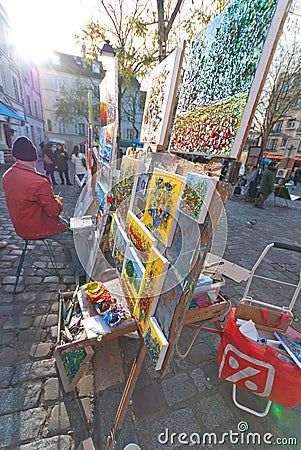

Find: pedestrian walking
<box><xmin>254</xmin><ymin>161</ymin><xmax>276</xmax><ymax>209</ymax></box>
<box><xmin>55</xmin><ymin>143</ymin><xmax>72</xmax><ymax>185</ymax></box>
<box><xmin>71</xmin><ymin>145</ymin><xmax>87</xmax><ymax>182</ymax></box>
<box><xmin>43</xmin><ymin>142</ymin><xmax>58</xmax><ymax>185</ymax></box>
<box><xmin>2</xmin><ymin>136</ymin><xmax>85</xmax><ymax>279</ymax></box>
<box><xmin>293</xmin><ymin>167</ymin><xmax>301</xmax><ymax>188</ymax></box>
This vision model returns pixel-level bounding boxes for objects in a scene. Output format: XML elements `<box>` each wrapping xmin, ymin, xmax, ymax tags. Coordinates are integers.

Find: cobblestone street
<box><xmin>0</xmin><ymin>161</ymin><xmax>301</xmax><ymax>450</ymax></box>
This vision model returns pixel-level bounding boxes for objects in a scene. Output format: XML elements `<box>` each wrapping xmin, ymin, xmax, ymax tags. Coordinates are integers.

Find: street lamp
<box><xmin>100</xmin><ymin>40</ymin><xmax>116</xmax><ymax>58</ymax></box>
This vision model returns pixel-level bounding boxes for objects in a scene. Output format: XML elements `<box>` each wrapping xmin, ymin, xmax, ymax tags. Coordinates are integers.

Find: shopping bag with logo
<box><xmin>218</xmin><ymin>307</ymin><xmax>301</xmax><ymax>408</ymax></box>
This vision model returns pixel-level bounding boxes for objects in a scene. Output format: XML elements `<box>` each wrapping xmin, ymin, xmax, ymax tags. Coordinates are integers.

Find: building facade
<box><xmin>0</xmin><ymin>3</ymin><xmax>46</xmax><ymax>160</ymax></box>
<box><xmin>38</xmin><ymin>51</ymin><xmax>103</xmax><ymax>154</ymax></box>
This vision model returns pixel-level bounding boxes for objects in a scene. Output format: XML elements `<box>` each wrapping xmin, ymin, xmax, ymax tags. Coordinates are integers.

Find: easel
<box><xmin>274</xmin><ymin>151</ymin><xmax>295</xmax><ymax>207</ymax></box>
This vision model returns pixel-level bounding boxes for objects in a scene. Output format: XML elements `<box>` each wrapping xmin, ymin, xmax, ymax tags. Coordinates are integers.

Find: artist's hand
<box><xmin>55</xmin><ymin>195</ymin><xmax>64</xmax><ymax>204</ymax></box>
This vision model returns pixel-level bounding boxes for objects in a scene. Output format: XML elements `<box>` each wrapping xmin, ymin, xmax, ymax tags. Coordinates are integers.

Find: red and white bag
<box><xmin>218</xmin><ymin>307</ymin><xmax>301</xmax><ymax>408</ymax></box>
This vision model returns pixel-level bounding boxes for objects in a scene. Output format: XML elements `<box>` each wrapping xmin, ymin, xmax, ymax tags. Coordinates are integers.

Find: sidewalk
<box><xmin>0</xmin><ymin>162</ymin><xmax>301</xmax><ymax>449</ymax></box>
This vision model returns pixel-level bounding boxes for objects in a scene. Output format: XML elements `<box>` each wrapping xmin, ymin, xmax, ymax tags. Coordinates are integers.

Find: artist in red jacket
<box><xmin>3</xmin><ymin>136</ymin><xmax>85</xmax><ymax>277</ymax></box>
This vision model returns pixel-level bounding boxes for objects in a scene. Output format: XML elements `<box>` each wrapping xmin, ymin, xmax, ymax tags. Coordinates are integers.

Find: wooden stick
<box><xmin>106</xmin><ymin>341</ymin><xmax>147</xmax><ymax>449</ymax></box>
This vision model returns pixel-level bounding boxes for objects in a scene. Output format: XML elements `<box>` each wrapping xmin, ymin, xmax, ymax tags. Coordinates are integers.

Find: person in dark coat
<box><xmin>55</xmin><ymin>144</ymin><xmax>72</xmax><ymax>185</ymax></box>
<box><xmin>254</xmin><ymin>162</ymin><xmax>276</xmax><ymax>208</ymax></box>
<box><xmin>293</xmin><ymin>167</ymin><xmax>301</xmax><ymax>187</ymax></box>
<box><xmin>43</xmin><ymin>142</ymin><xmax>58</xmax><ymax>185</ymax></box>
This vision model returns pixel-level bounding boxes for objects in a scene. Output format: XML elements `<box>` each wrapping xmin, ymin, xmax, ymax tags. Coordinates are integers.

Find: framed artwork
<box><xmin>169</xmin><ymin>0</ymin><xmax>289</xmax><ymax>159</ymax></box>
<box><xmin>179</xmin><ymin>173</ymin><xmax>217</xmax><ymax>224</ymax></box>
<box><xmin>113</xmin><ymin>156</ymin><xmax>140</xmax><ymax>213</ymax></box>
<box><xmin>134</xmin><ymin>247</ymin><xmax>169</xmax><ymax>335</ymax></box>
<box><xmin>138</xmin><ymin>173</ymin><xmax>149</xmax><ymax>195</ymax></box>
<box><xmin>108</xmin><ymin>213</ymin><xmax>120</xmax><ymax>252</ymax></box>
<box><xmin>276</xmin><ymin>168</ymin><xmax>288</xmax><ymax>179</ymax></box>
<box><xmin>122</xmin><ymin>246</ymin><xmax>145</xmax><ymax>298</ymax></box>
<box><xmin>144</xmin><ymin>317</ymin><xmax>169</xmax><ymax>371</ymax></box>
<box><xmin>96</xmin><ymin>181</ymin><xmax>106</xmax><ymax>213</ymax></box>
<box><xmin>112</xmin><ymin>224</ymin><xmax>130</xmax><ymax>273</ymax></box>
<box><xmin>140</xmin><ymin>46</ymin><xmax>184</xmax><ymax>148</ymax></box>
<box><xmin>125</xmin><ymin>211</ymin><xmax>157</xmax><ymax>263</ymax></box>
<box><xmin>55</xmin><ymin>345</ymin><xmax>94</xmax><ymax>392</ymax></box>
<box><xmin>143</xmin><ymin>168</ymin><xmax>184</xmax><ymax>247</ymax></box>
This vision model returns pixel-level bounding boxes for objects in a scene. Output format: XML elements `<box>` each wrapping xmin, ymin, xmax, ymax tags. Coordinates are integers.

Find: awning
<box><xmin>0</xmin><ymin>102</ymin><xmax>25</xmax><ymax>122</ymax></box>
<box><xmin>265</xmin><ymin>153</ymin><xmax>301</xmax><ymax>162</ymax></box>
<box><xmin>265</xmin><ymin>153</ymin><xmax>282</xmax><ymax>160</ymax></box>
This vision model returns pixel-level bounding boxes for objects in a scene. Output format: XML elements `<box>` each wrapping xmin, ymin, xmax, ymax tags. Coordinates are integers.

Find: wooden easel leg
<box><xmin>106</xmin><ymin>340</ymin><xmax>147</xmax><ymax>450</ymax></box>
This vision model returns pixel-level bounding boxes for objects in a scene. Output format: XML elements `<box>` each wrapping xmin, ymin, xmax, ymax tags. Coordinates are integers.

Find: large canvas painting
<box><xmin>134</xmin><ymin>247</ymin><xmax>169</xmax><ymax>335</ymax></box>
<box><xmin>144</xmin><ymin>317</ymin><xmax>169</xmax><ymax>371</ymax></box>
<box><xmin>125</xmin><ymin>211</ymin><xmax>157</xmax><ymax>263</ymax></box>
<box><xmin>122</xmin><ymin>246</ymin><xmax>145</xmax><ymax>298</ymax></box>
<box><xmin>179</xmin><ymin>173</ymin><xmax>218</xmax><ymax>224</ymax></box>
<box><xmin>169</xmin><ymin>0</ymin><xmax>288</xmax><ymax>158</ymax></box>
<box><xmin>112</xmin><ymin>224</ymin><xmax>130</xmax><ymax>274</ymax></box>
<box><xmin>143</xmin><ymin>168</ymin><xmax>184</xmax><ymax>246</ymax></box>
<box><xmin>140</xmin><ymin>46</ymin><xmax>184</xmax><ymax>147</ymax></box>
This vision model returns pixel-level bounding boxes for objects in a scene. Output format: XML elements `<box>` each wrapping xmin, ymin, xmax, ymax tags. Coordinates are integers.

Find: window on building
<box><xmin>126</xmin><ymin>129</ymin><xmax>134</xmax><ymax>140</ymax></box>
<box><xmin>58</xmin><ymin>120</ymin><xmax>66</xmax><ymax>134</ymax></box>
<box><xmin>51</xmin><ymin>54</ymin><xmax>61</xmax><ymax>65</ymax></box>
<box><xmin>55</xmin><ymin>80</ymin><xmax>64</xmax><ymax>92</ymax></box>
<box><xmin>271</xmin><ymin>139</ymin><xmax>277</xmax><ymax>150</ymax></box>
<box><xmin>295</xmin><ymin>98</ymin><xmax>301</xmax><ymax>107</ymax></box>
<box><xmin>27</xmin><ymin>95</ymin><xmax>32</xmax><ymax>115</ymax></box>
<box><xmin>280</xmin><ymin>139</ymin><xmax>287</xmax><ymax>148</ymax></box>
<box><xmin>265</xmin><ymin>139</ymin><xmax>270</xmax><ymax>150</ymax></box>
<box><xmin>274</xmin><ymin>120</ymin><xmax>283</xmax><ymax>133</ymax></box>
<box><xmin>286</xmin><ymin>119</ymin><xmax>296</xmax><ymax>129</ymax></box>
<box><xmin>12</xmin><ymin>76</ymin><xmax>20</xmax><ymax>102</ymax></box>
<box><xmin>34</xmin><ymin>101</ymin><xmax>38</xmax><ymax>117</ymax></box>
<box><xmin>92</xmin><ymin>63</ymin><xmax>100</xmax><ymax>74</ymax></box>
<box><xmin>47</xmin><ymin>119</ymin><xmax>52</xmax><ymax>132</ymax></box>
<box><xmin>78</xmin><ymin>123</ymin><xmax>85</xmax><ymax>135</ymax></box>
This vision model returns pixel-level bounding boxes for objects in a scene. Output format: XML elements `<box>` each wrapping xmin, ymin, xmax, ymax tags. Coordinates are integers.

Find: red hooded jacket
<box><xmin>2</xmin><ymin>162</ymin><xmax>68</xmax><ymax>239</ymax></box>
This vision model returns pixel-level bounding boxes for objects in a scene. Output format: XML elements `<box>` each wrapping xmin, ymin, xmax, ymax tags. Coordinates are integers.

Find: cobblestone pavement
<box><xmin>0</xmin><ymin>161</ymin><xmax>301</xmax><ymax>450</ymax></box>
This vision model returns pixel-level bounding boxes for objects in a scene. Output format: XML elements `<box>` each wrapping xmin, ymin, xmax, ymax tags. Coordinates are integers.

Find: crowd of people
<box><xmin>42</xmin><ymin>142</ymin><xmax>87</xmax><ymax>186</ymax></box>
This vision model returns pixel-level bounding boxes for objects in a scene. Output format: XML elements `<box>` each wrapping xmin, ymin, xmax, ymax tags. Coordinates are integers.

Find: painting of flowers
<box><xmin>144</xmin><ymin>317</ymin><xmax>169</xmax><ymax>371</ymax></box>
<box><xmin>169</xmin><ymin>0</ymin><xmax>282</xmax><ymax>158</ymax></box>
<box><xmin>125</xmin><ymin>211</ymin><xmax>157</xmax><ymax>263</ymax></box>
<box><xmin>112</xmin><ymin>225</ymin><xmax>130</xmax><ymax>274</ymax></box>
<box><xmin>122</xmin><ymin>246</ymin><xmax>145</xmax><ymax>298</ymax></box>
<box><xmin>140</xmin><ymin>46</ymin><xmax>184</xmax><ymax>147</ymax></box>
<box><xmin>112</xmin><ymin>156</ymin><xmax>139</xmax><ymax>215</ymax></box>
<box><xmin>134</xmin><ymin>247</ymin><xmax>169</xmax><ymax>335</ymax></box>
<box><xmin>179</xmin><ymin>173</ymin><xmax>217</xmax><ymax>224</ymax></box>
<box><xmin>143</xmin><ymin>168</ymin><xmax>184</xmax><ymax>247</ymax></box>
<box><xmin>108</xmin><ymin>213</ymin><xmax>120</xmax><ymax>252</ymax></box>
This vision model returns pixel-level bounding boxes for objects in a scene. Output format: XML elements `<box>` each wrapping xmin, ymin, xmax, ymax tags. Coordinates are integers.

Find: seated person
<box><xmin>2</xmin><ymin>136</ymin><xmax>85</xmax><ymax>278</ymax></box>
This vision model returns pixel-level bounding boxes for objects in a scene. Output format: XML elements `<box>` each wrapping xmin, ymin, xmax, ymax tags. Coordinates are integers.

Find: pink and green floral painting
<box><xmin>169</xmin><ymin>0</ymin><xmax>279</xmax><ymax>158</ymax></box>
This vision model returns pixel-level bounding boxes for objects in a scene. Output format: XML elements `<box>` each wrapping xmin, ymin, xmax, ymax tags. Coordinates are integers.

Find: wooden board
<box><xmin>55</xmin><ymin>345</ymin><xmax>94</xmax><ymax>393</ymax></box>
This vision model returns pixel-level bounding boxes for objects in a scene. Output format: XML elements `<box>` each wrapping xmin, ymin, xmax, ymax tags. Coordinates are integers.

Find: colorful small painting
<box><xmin>55</xmin><ymin>346</ymin><xmax>94</xmax><ymax>392</ymax></box>
<box><xmin>179</xmin><ymin>173</ymin><xmax>217</xmax><ymax>224</ymax></box>
<box><xmin>143</xmin><ymin>168</ymin><xmax>184</xmax><ymax>246</ymax></box>
<box><xmin>138</xmin><ymin>174</ymin><xmax>149</xmax><ymax>195</ymax></box>
<box><xmin>140</xmin><ymin>46</ymin><xmax>184</xmax><ymax>147</ymax></box>
<box><xmin>122</xmin><ymin>246</ymin><xmax>145</xmax><ymax>298</ymax></box>
<box><xmin>134</xmin><ymin>247</ymin><xmax>169</xmax><ymax>334</ymax></box>
<box><xmin>112</xmin><ymin>156</ymin><xmax>139</xmax><ymax>214</ymax></box>
<box><xmin>169</xmin><ymin>0</ymin><xmax>281</xmax><ymax>157</ymax></box>
<box><xmin>113</xmin><ymin>225</ymin><xmax>130</xmax><ymax>273</ymax></box>
<box><xmin>125</xmin><ymin>211</ymin><xmax>157</xmax><ymax>262</ymax></box>
<box><xmin>109</xmin><ymin>213</ymin><xmax>120</xmax><ymax>252</ymax></box>
<box><xmin>96</xmin><ymin>181</ymin><xmax>106</xmax><ymax>213</ymax></box>
<box><xmin>144</xmin><ymin>317</ymin><xmax>169</xmax><ymax>371</ymax></box>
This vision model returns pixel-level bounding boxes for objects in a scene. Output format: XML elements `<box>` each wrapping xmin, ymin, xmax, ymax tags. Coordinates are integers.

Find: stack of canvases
<box><xmin>108</xmin><ymin>154</ymin><xmax>218</xmax><ymax>370</ymax></box>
